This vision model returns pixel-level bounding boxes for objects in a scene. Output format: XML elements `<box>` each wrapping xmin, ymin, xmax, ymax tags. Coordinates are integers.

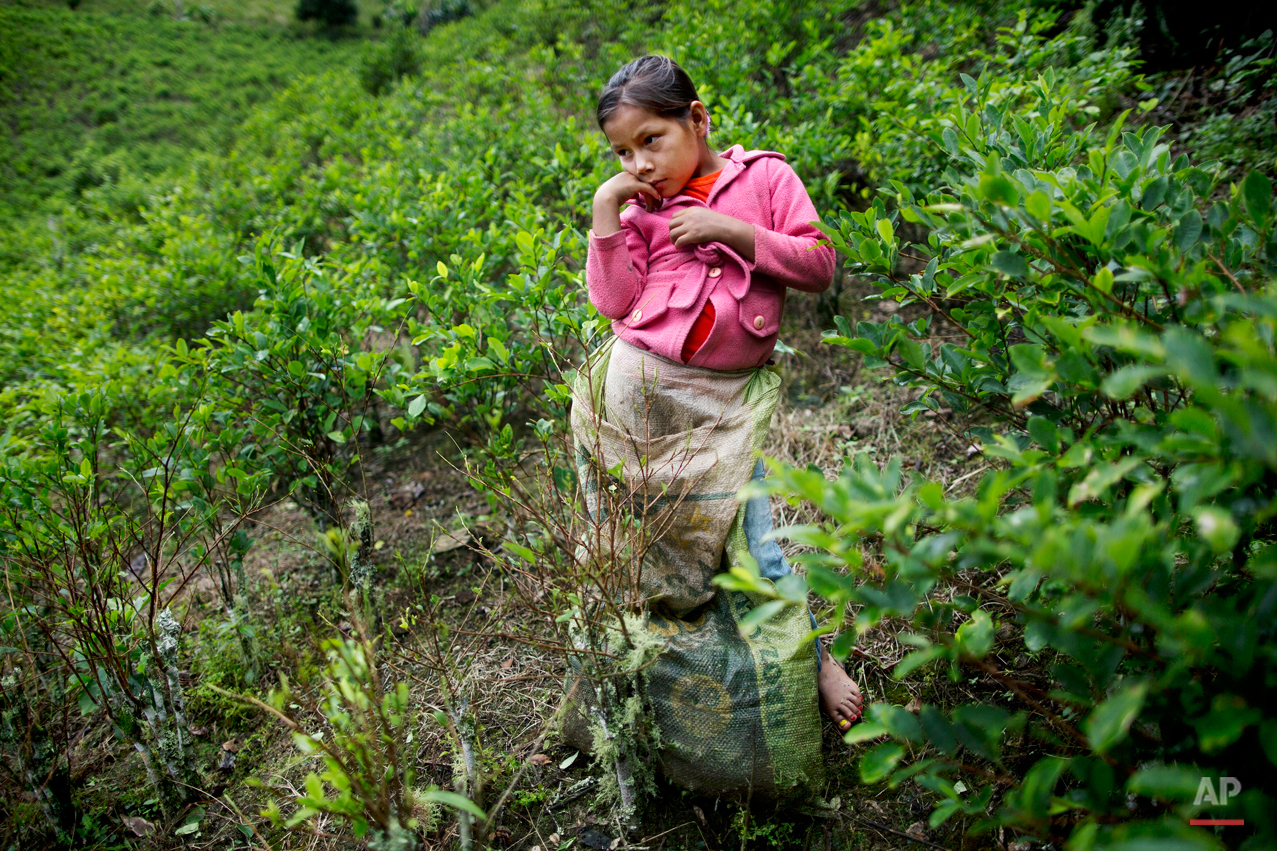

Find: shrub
<box><xmin>0</xmin><ymin>387</ymin><xmax>264</xmax><ymax>814</ymax></box>
<box><xmin>296</xmin><ymin>0</ymin><xmax>358</xmax><ymax>27</ymax></box>
<box><xmin>179</xmin><ymin>240</ymin><xmax>409</xmax><ymax>530</ymax></box>
<box><xmin>739</xmin><ymin>73</ymin><xmax>1277</xmax><ymax>847</ymax></box>
<box><xmin>360</xmin><ymin>26</ymin><xmax>424</xmax><ymax>96</ymax></box>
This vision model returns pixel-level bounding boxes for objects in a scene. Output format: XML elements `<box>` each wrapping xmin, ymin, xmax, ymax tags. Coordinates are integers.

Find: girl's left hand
<box><xmin>669</xmin><ymin>208</ymin><xmax>755</xmax><ymax>261</ymax></box>
<box><xmin>668</xmin><ymin>207</ymin><xmax>735</xmax><ymax>248</ymax></box>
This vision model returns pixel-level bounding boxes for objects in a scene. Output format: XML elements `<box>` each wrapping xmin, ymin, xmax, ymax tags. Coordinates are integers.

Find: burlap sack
<box><xmin>565</xmin><ymin>337</ymin><xmax>822</xmax><ymax>798</ymax></box>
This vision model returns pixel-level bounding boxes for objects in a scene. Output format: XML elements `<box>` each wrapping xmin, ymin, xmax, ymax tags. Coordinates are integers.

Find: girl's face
<box><xmin>602</xmin><ymin>102</ymin><xmax>712</xmax><ymax>199</ymax></box>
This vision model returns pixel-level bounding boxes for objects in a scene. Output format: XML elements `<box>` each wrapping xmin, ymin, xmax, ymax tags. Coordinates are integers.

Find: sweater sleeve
<box><xmin>586</xmin><ymin>218</ymin><xmax>648</xmax><ymax>320</ymax></box>
<box><xmin>752</xmin><ymin>159</ymin><xmax>836</xmax><ymax>293</ymax></box>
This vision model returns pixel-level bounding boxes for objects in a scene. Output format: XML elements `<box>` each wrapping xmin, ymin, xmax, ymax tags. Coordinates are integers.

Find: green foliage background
<box><xmin>0</xmin><ymin>1</ymin><xmax>375</xmax><ymax>221</ymax></box>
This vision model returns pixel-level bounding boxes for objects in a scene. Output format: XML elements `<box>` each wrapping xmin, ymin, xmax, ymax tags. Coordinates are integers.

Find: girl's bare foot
<box><xmin>818</xmin><ymin>645</ymin><xmax>863</xmax><ymax>732</ymax></box>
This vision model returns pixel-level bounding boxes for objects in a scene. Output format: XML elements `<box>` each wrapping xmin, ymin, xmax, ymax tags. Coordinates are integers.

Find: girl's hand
<box><xmin>595</xmin><ymin>172</ymin><xmax>661</xmax><ymax>213</ymax></box>
<box><xmin>592</xmin><ymin>172</ymin><xmax>661</xmax><ymax>238</ymax></box>
<box><xmin>669</xmin><ymin>208</ymin><xmax>756</xmax><ymax>261</ymax></box>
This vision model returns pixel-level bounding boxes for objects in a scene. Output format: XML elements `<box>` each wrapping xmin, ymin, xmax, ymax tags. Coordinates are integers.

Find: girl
<box><xmin>584</xmin><ymin>55</ymin><xmax>863</xmax><ymax>734</ymax></box>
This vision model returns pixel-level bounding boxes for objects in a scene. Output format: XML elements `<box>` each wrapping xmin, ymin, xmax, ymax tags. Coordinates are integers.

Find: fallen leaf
<box><xmin>221</xmin><ymin>739</ymin><xmax>240</xmax><ymax>753</ymax></box>
<box><xmin>906</xmin><ymin>697</ymin><xmax>922</xmax><ymax>714</ymax></box>
<box><xmin>907</xmin><ymin>821</ymin><xmax>927</xmax><ymax>839</ymax></box>
<box><xmin>187</xmin><ymin>725</ymin><xmax>208</xmax><ymax>737</ymax></box>
<box><xmin>121</xmin><ymin>816</ymin><xmax>155</xmax><ymax>837</ymax></box>
<box><xmin>559</xmin><ymin>751</ymin><xmax>578</xmax><ymax>769</ymax></box>
<box><xmin>549</xmin><ymin>833</ymin><xmax>561</xmax><ymax>844</ymax></box>
<box><xmin>692</xmin><ymin>805</ymin><xmax>707</xmax><ymax>826</ymax></box>
<box><xmin>500</xmin><ymin>656</ymin><xmax>514</xmax><ymax>669</ymax></box>
<box><xmin>529</xmin><ymin>753</ymin><xmax>552</xmax><ymax>766</ymax></box>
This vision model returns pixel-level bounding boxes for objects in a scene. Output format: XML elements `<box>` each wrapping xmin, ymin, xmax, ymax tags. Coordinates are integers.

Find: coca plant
<box><xmin>180</xmin><ymin>240</ymin><xmax>409</xmax><ymax>530</ymax></box>
<box><xmin>742</xmin><ymin>74</ymin><xmax>1277</xmax><ymax>848</ymax></box>
<box><xmin>0</xmin><ymin>388</ymin><xmax>264</xmax><ymax>813</ymax></box>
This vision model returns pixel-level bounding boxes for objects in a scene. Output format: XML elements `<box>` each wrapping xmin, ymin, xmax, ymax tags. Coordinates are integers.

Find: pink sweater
<box><xmin>586</xmin><ymin>145</ymin><xmax>835</xmax><ymax>371</ymax></box>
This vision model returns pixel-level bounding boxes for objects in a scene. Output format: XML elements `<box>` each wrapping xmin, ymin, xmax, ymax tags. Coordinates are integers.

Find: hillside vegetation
<box><xmin>0</xmin><ymin>0</ymin><xmax>373</xmax><ymax>220</ymax></box>
<box><xmin>2</xmin><ymin>0</ymin><xmax>1275</xmax><ymax>849</ymax></box>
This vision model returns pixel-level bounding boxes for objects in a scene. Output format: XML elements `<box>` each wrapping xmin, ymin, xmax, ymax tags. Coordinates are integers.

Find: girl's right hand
<box><xmin>595</xmin><ymin>171</ymin><xmax>662</xmax><ymax>214</ymax></box>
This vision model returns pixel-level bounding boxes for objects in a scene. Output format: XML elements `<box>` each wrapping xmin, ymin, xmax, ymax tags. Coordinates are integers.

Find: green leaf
<box><xmin>1103</xmin><ymin>365</ymin><xmax>1167</xmax><ymax>400</ymax></box>
<box><xmin>1085</xmin><ymin>682</ymin><xmax>1147</xmax><ymax>754</ymax></box>
<box><xmin>1027</xmin><ymin>417</ymin><xmax>1059</xmax><ymax>453</ymax></box>
<box><xmin>1092</xmin><ymin>266</ymin><xmax>1114</xmax><ymax>294</ymax></box>
<box><xmin>304</xmin><ymin>773</ymin><xmax>325</xmax><ymax>803</ymax></box>
<box><xmin>418</xmin><ymin>788</ymin><xmax>488</xmax><ymax>820</ymax></box>
<box><xmin>929</xmin><ymin>801</ymin><xmax>962</xmax><ymax>829</ymax></box>
<box><xmin>407</xmin><ymin>395</ymin><xmax>428</xmax><ymax>419</ymax></box>
<box><xmin>1242</xmin><ymin>170</ymin><xmax>1272</xmax><ymax>225</ymax></box>
<box><xmin>1013</xmin><ymin>757</ymin><xmax>1066</xmax><ymax>819</ymax></box>
<box><xmin>1193</xmin><ymin>506</ymin><xmax>1239</xmax><ymax>554</ymax></box>
<box><xmin>955</xmin><ymin>609</ymin><xmax>993</xmax><ymax>658</ymax></box>
<box><xmin>980</xmin><ymin>173</ymin><xmax>1019</xmax><ymax>206</ymax></box>
<box><xmin>1101</xmin><ymin>816</ymin><xmax>1226</xmax><ymax>851</ymax></box>
<box><xmin>871</xmin><ymin>703</ymin><xmax>923</xmax><ymax>742</ymax></box>
<box><xmin>859</xmin><ymin>742</ymin><xmax>905</xmax><ymax>783</ymax></box>
<box><xmin>990</xmin><ymin>250</ymin><xmax>1029</xmax><ymax>278</ymax></box>
<box><xmin>326</xmin><ymin>430</ymin><xmax>347</xmax><ymax>445</ymax></box>
<box><xmin>897</xmin><ymin>338</ymin><xmax>927</xmax><ymax>369</ymax></box>
<box><xmin>737</xmin><ymin>600</ymin><xmax>787</xmax><ymax>636</ymax></box>
<box><xmin>1026</xmin><ymin>190</ymin><xmax>1051</xmax><ymax>222</ymax></box>
<box><xmin>893</xmin><ymin>645</ymin><xmax>945</xmax><ymax>679</ymax></box>
<box><xmin>1127</xmin><ymin>764</ymin><xmax>1204</xmax><ymax>802</ymax></box>
<box><xmin>1068</xmin><ymin>456</ymin><xmax>1143</xmax><ymax>506</ymax></box>
<box><xmin>1193</xmin><ymin>695</ymin><xmax>1260</xmax><ymax>753</ymax></box>
<box><xmin>844</xmin><ymin>721</ymin><xmax>888</xmax><ymax>744</ymax></box>
<box><xmin>1174</xmin><ymin>210</ymin><xmax>1203</xmax><ymax>252</ymax></box>
<box><xmin>918</xmin><ymin>705</ymin><xmax>958</xmax><ymax>756</ymax></box>
<box><xmin>876</xmin><ymin>218</ymin><xmax>895</xmax><ymax>245</ymax></box>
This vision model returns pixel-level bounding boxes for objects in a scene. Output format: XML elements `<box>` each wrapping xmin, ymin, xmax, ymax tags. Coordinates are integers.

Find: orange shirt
<box><xmin>681</xmin><ymin>169</ymin><xmax>722</xmax><ymax>204</ymax></box>
<box><xmin>679</xmin><ymin>169</ymin><xmax>723</xmax><ymax>362</ymax></box>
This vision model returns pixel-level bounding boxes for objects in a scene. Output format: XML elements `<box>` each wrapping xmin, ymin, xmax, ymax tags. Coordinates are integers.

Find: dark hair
<box><xmin>596</xmin><ymin>55</ymin><xmax>701</xmax><ymax>130</ymax></box>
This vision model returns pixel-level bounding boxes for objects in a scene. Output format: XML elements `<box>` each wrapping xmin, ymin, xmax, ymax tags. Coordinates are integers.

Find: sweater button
<box><xmin>632</xmin><ymin>309</ymin><xmax>643</xmax><ymax>322</ymax></box>
<box><xmin>753</xmin><ymin>315</ymin><xmax>765</xmax><ymax>330</ymax></box>
<box><xmin>707</xmin><ymin>266</ymin><xmax>722</xmax><ymax>278</ymax></box>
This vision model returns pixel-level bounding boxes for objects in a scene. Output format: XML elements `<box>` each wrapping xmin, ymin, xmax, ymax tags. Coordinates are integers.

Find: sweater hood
<box><xmin>719</xmin><ymin>144</ymin><xmax>786</xmax><ymax>164</ymax></box>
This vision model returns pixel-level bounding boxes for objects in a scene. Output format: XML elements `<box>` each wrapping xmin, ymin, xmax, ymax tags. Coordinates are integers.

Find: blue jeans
<box><xmin>743</xmin><ymin>459</ymin><xmax>823</xmax><ymax>671</ymax></box>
